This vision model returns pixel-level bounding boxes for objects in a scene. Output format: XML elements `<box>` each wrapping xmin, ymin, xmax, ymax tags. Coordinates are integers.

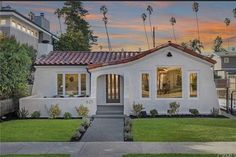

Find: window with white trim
<box><xmin>157</xmin><ymin>66</ymin><xmax>182</xmax><ymax>98</ymax></box>
<box><xmin>57</xmin><ymin>73</ymin><xmax>87</xmax><ymax>96</ymax></box>
<box><xmin>11</xmin><ymin>20</ymin><xmax>16</xmax><ymax>27</ymax></box>
<box><xmin>0</xmin><ymin>19</ymin><xmax>6</xmax><ymax>25</ymax></box>
<box><xmin>189</xmin><ymin>72</ymin><xmax>198</xmax><ymax>98</ymax></box>
<box><xmin>141</xmin><ymin>73</ymin><xmax>150</xmax><ymax>98</ymax></box>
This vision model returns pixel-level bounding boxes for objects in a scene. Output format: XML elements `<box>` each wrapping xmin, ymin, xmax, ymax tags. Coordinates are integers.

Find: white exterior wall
<box><xmin>20</xmin><ymin>95</ymin><xmax>96</xmax><ymax>117</ymax></box>
<box><xmin>32</xmin><ymin>66</ymin><xmax>90</xmax><ymax>97</ymax></box>
<box><xmin>20</xmin><ymin>46</ymin><xmax>219</xmax><ymax>117</ymax></box>
<box><xmin>90</xmin><ymin>46</ymin><xmax>219</xmax><ymax>115</ymax></box>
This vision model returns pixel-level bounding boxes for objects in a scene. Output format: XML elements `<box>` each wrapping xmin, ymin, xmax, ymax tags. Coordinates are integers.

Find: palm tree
<box><xmin>147</xmin><ymin>5</ymin><xmax>153</xmax><ymax>46</ymax></box>
<box><xmin>192</xmin><ymin>2</ymin><xmax>200</xmax><ymax>41</ymax></box>
<box><xmin>100</xmin><ymin>5</ymin><xmax>112</xmax><ymax>51</ymax></box>
<box><xmin>55</xmin><ymin>8</ymin><xmax>62</xmax><ymax>35</ymax></box>
<box><xmin>170</xmin><ymin>16</ymin><xmax>177</xmax><ymax>43</ymax></box>
<box><xmin>213</xmin><ymin>36</ymin><xmax>226</xmax><ymax>52</ymax></box>
<box><xmin>233</xmin><ymin>8</ymin><xmax>236</xmax><ymax>18</ymax></box>
<box><xmin>189</xmin><ymin>39</ymin><xmax>204</xmax><ymax>54</ymax></box>
<box><xmin>224</xmin><ymin>18</ymin><xmax>230</xmax><ymax>51</ymax></box>
<box><xmin>141</xmin><ymin>13</ymin><xmax>150</xmax><ymax>49</ymax></box>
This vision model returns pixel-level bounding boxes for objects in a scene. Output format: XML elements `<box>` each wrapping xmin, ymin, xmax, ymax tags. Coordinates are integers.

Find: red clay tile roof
<box><xmin>88</xmin><ymin>42</ymin><xmax>216</xmax><ymax>69</ymax></box>
<box><xmin>35</xmin><ymin>42</ymin><xmax>216</xmax><ymax>68</ymax></box>
<box><xmin>35</xmin><ymin>51</ymin><xmax>140</xmax><ymax>65</ymax></box>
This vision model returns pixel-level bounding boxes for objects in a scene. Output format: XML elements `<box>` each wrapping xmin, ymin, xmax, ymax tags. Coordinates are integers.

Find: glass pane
<box><xmin>65</xmin><ymin>74</ymin><xmax>78</xmax><ymax>96</ymax></box>
<box><xmin>57</xmin><ymin>74</ymin><xmax>63</xmax><ymax>95</ymax></box>
<box><xmin>142</xmin><ymin>73</ymin><xmax>149</xmax><ymax>98</ymax></box>
<box><xmin>189</xmin><ymin>73</ymin><xmax>197</xmax><ymax>97</ymax></box>
<box><xmin>81</xmin><ymin>74</ymin><xmax>87</xmax><ymax>96</ymax></box>
<box><xmin>157</xmin><ymin>67</ymin><xmax>182</xmax><ymax>98</ymax></box>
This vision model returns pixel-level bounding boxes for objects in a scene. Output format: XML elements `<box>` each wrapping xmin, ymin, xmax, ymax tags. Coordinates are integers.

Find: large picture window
<box><xmin>57</xmin><ymin>73</ymin><xmax>87</xmax><ymax>96</ymax></box>
<box><xmin>157</xmin><ymin>67</ymin><xmax>182</xmax><ymax>98</ymax></box>
<box><xmin>189</xmin><ymin>72</ymin><xmax>198</xmax><ymax>97</ymax></box>
<box><xmin>141</xmin><ymin>73</ymin><xmax>150</xmax><ymax>98</ymax></box>
<box><xmin>65</xmin><ymin>74</ymin><xmax>78</xmax><ymax>95</ymax></box>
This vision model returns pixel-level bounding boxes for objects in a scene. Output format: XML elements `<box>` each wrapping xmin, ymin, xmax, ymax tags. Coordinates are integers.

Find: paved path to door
<box><xmin>80</xmin><ymin>117</ymin><xmax>124</xmax><ymax>142</ymax></box>
<box><xmin>1</xmin><ymin>142</ymin><xmax>236</xmax><ymax>157</ymax></box>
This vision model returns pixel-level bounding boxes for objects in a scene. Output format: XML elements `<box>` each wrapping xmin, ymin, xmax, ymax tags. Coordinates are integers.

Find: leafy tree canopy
<box><xmin>0</xmin><ymin>35</ymin><xmax>33</xmax><ymax>100</ymax></box>
<box><xmin>54</xmin><ymin>0</ymin><xmax>97</xmax><ymax>51</ymax></box>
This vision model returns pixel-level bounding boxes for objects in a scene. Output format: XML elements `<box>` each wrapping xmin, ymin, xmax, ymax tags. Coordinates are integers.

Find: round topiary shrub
<box><xmin>63</xmin><ymin>112</ymin><xmax>72</xmax><ymax>119</ymax></box>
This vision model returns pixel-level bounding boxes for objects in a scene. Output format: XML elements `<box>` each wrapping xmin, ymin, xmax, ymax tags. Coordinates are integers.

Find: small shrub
<box><xmin>124</xmin><ymin>125</ymin><xmax>131</xmax><ymax>133</ymax></box>
<box><xmin>48</xmin><ymin>104</ymin><xmax>61</xmax><ymax>118</ymax></box>
<box><xmin>31</xmin><ymin>111</ymin><xmax>40</xmax><ymax>118</ymax></box>
<box><xmin>167</xmin><ymin>102</ymin><xmax>180</xmax><ymax>116</ymax></box>
<box><xmin>124</xmin><ymin>132</ymin><xmax>133</xmax><ymax>141</ymax></box>
<box><xmin>78</xmin><ymin>126</ymin><xmax>86</xmax><ymax>133</ymax></box>
<box><xmin>71</xmin><ymin>132</ymin><xmax>81</xmax><ymax>141</ymax></box>
<box><xmin>17</xmin><ymin>107</ymin><xmax>29</xmax><ymax>119</ymax></box>
<box><xmin>132</xmin><ymin>102</ymin><xmax>144</xmax><ymax>117</ymax></box>
<box><xmin>189</xmin><ymin>109</ymin><xmax>199</xmax><ymax>116</ymax></box>
<box><xmin>75</xmin><ymin>105</ymin><xmax>89</xmax><ymax>117</ymax></box>
<box><xmin>81</xmin><ymin>117</ymin><xmax>91</xmax><ymax>128</ymax></box>
<box><xmin>211</xmin><ymin>107</ymin><xmax>219</xmax><ymax>117</ymax></box>
<box><xmin>63</xmin><ymin>112</ymin><xmax>72</xmax><ymax>119</ymax></box>
<box><xmin>150</xmin><ymin>109</ymin><xmax>158</xmax><ymax>117</ymax></box>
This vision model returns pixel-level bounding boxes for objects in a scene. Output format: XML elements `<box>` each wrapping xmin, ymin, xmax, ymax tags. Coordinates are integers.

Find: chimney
<box><xmin>139</xmin><ymin>48</ymin><xmax>142</xmax><ymax>52</ymax></box>
<box><xmin>40</xmin><ymin>13</ymin><xmax>44</xmax><ymax>17</ymax></box>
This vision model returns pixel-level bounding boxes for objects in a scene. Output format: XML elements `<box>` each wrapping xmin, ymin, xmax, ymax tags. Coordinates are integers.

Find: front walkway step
<box><xmin>96</xmin><ymin>110</ymin><xmax>123</xmax><ymax>115</ymax></box>
<box><xmin>80</xmin><ymin>117</ymin><xmax>124</xmax><ymax>142</ymax></box>
<box><xmin>92</xmin><ymin>114</ymin><xmax>125</xmax><ymax>118</ymax></box>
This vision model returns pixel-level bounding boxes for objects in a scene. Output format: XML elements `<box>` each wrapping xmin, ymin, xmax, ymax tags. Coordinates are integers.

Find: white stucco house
<box><xmin>20</xmin><ymin>42</ymin><xmax>219</xmax><ymax>117</ymax></box>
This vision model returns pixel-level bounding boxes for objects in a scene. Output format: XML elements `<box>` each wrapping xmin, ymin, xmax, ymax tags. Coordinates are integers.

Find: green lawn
<box><xmin>123</xmin><ymin>154</ymin><xmax>217</xmax><ymax>157</ymax></box>
<box><xmin>0</xmin><ymin>155</ymin><xmax>69</xmax><ymax>157</ymax></box>
<box><xmin>0</xmin><ymin>119</ymin><xmax>81</xmax><ymax>142</ymax></box>
<box><xmin>133</xmin><ymin>118</ymin><xmax>236</xmax><ymax>142</ymax></box>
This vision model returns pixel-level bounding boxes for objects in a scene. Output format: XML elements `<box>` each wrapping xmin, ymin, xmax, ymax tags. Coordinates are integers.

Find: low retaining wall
<box><xmin>0</xmin><ymin>99</ymin><xmax>15</xmax><ymax>117</ymax></box>
<box><xmin>20</xmin><ymin>95</ymin><xmax>96</xmax><ymax>117</ymax></box>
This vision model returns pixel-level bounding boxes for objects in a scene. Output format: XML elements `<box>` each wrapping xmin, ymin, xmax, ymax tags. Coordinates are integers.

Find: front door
<box><xmin>106</xmin><ymin>74</ymin><xmax>120</xmax><ymax>103</ymax></box>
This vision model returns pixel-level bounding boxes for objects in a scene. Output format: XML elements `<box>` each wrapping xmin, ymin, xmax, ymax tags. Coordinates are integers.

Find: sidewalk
<box><xmin>1</xmin><ymin>142</ymin><xmax>236</xmax><ymax>157</ymax></box>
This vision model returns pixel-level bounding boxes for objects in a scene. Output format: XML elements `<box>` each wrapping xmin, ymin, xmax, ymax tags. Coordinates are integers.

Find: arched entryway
<box><xmin>96</xmin><ymin>74</ymin><xmax>124</xmax><ymax>115</ymax></box>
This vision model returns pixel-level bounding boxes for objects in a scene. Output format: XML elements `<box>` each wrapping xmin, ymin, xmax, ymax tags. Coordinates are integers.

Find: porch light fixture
<box><xmin>167</xmin><ymin>52</ymin><xmax>172</xmax><ymax>57</ymax></box>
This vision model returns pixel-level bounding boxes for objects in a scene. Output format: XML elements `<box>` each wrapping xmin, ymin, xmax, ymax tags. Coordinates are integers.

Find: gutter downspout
<box><xmin>86</xmin><ymin>67</ymin><xmax>91</xmax><ymax>97</ymax></box>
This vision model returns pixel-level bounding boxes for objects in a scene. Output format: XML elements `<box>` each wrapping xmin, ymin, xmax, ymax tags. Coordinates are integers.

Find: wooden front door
<box><xmin>106</xmin><ymin>74</ymin><xmax>120</xmax><ymax>103</ymax></box>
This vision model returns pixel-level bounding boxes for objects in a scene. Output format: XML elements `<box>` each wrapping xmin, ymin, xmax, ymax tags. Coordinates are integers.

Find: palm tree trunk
<box><xmin>105</xmin><ymin>23</ymin><xmax>112</xmax><ymax>51</ymax></box>
<box><xmin>225</xmin><ymin>26</ymin><xmax>229</xmax><ymax>51</ymax></box>
<box><xmin>143</xmin><ymin>21</ymin><xmax>150</xmax><ymax>49</ymax></box>
<box><xmin>172</xmin><ymin>25</ymin><xmax>177</xmax><ymax>43</ymax></box>
<box><xmin>58</xmin><ymin>17</ymin><xmax>62</xmax><ymax>35</ymax></box>
<box><xmin>195</xmin><ymin>12</ymin><xmax>200</xmax><ymax>41</ymax></box>
<box><xmin>148</xmin><ymin>15</ymin><xmax>153</xmax><ymax>47</ymax></box>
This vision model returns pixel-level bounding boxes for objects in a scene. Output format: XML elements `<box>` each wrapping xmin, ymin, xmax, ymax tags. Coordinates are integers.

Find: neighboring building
<box><xmin>0</xmin><ymin>6</ymin><xmax>59</xmax><ymax>57</ymax></box>
<box><xmin>213</xmin><ymin>51</ymin><xmax>236</xmax><ymax>110</ymax></box>
<box><xmin>20</xmin><ymin>42</ymin><xmax>219</xmax><ymax>117</ymax></box>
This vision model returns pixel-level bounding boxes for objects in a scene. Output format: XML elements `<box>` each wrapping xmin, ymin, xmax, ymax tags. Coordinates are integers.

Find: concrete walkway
<box><xmin>1</xmin><ymin>142</ymin><xmax>236</xmax><ymax>157</ymax></box>
<box><xmin>80</xmin><ymin>117</ymin><xmax>124</xmax><ymax>142</ymax></box>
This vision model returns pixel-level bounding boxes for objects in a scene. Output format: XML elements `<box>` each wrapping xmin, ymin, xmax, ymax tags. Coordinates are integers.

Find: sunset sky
<box><xmin>3</xmin><ymin>1</ymin><xmax>236</xmax><ymax>53</ymax></box>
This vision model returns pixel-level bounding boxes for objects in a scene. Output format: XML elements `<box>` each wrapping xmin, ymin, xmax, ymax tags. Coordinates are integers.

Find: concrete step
<box><xmin>96</xmin><ymin>110</ymin><xmax>123</xmax><ymax>115</ymax></box>
<box><xmin>92</xmin><ymin>114</ymin><xmax>125</xmax><ymax>118</ymax></box>
<box><xmin>97</xmin><ymin>105</ymin><xmax>124</xmax><ymax>112</ymax></box>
